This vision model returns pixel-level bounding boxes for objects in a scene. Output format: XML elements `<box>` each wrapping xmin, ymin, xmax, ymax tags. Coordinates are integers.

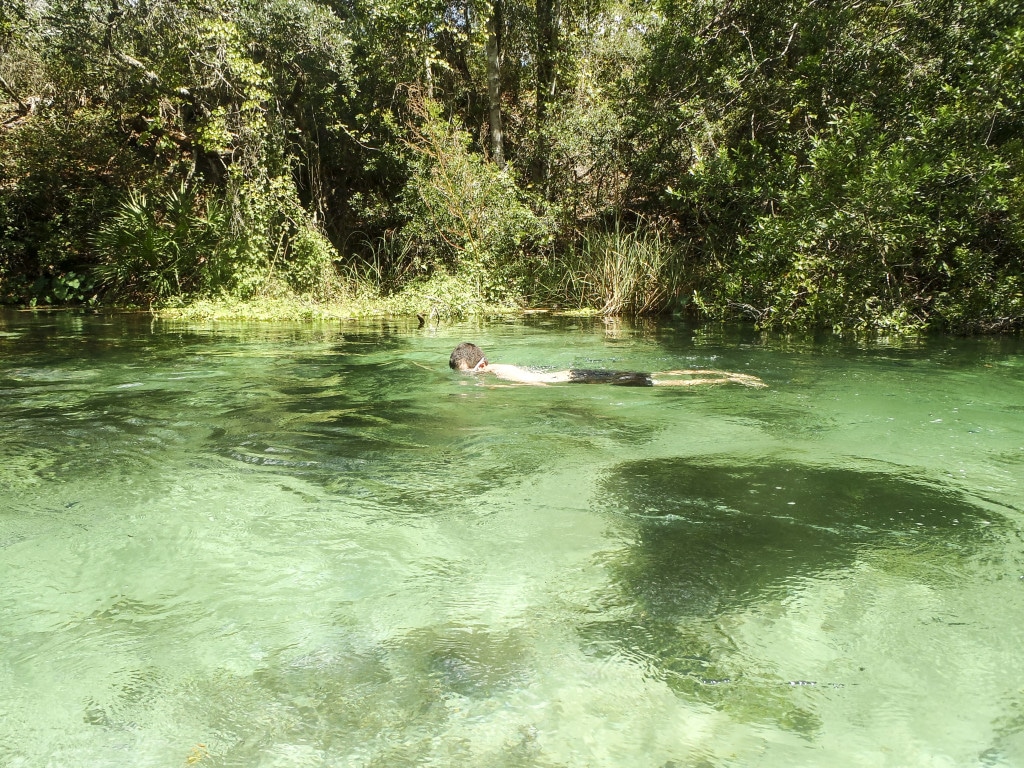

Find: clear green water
<box><xmin>1</xmin><ymin>311</ymin><xmax>1023</xmax><ymax>768</ymax></box>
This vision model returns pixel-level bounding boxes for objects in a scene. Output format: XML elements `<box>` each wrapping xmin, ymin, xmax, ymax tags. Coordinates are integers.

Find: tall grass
<box><xmin>535</xmin><ymin>220</ymin><xmax>682</xmax><ymax>314</ymax></box>
<box><xmin>336</xmin><ymin>230</ymin><xmax>422</xmax><ymax>296</ymax></box>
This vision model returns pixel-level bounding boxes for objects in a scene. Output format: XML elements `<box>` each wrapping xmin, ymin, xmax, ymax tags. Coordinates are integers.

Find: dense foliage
<box><xmin>1</xmin><ymin>0</ymin><xmax>1021</xmax><ymax>331</ymax></box>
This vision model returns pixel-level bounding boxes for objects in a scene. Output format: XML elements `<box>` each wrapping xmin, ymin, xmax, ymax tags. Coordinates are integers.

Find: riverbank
<box><xmin>149</xmin><ymin>270</ymin><xmax>602</xmax><ymax>323</ymax></box>
<box><xmin>157</xmin><ymin>294</ymin><xmax>423</xmax><ymax>322</ymax></box>
<box><xmin>158</xmin><ymin>297</ymin><xmax>596</xmax><ymax>323</ymax></box>
<box><xmin>150</xmin><ymin>273</ymin><xmax>522</xmax><ymax>323</ymax></box>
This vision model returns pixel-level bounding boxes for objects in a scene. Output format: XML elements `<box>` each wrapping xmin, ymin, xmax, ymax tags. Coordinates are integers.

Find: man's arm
<box><xmin>651</xmin><ymin>371</ymin><xmax>766</xmax><ymax>388</ymax></box>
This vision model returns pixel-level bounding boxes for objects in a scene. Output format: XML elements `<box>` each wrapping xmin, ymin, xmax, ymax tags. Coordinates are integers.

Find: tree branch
<box><xmin>0</xmin><ymin>72</ymin><xmax>30</xmax><ymax>114</ymax></box>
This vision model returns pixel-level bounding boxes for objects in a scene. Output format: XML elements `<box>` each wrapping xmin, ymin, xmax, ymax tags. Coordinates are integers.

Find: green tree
<box><xmin>1</xmin><ymin>0</ymin><xmax>360</xmax><ymax>303</ymax></box>
<box><xmin>621</xmin><ymin>0</ymin><xmax>1024</xmax><ymax>330</ymax></box>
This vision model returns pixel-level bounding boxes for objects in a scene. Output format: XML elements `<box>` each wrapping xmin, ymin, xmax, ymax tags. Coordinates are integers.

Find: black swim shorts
<box><xmin>568</xmin><ymin>369</ymin><xmax>654</xmax><ymax>387</ymax></box>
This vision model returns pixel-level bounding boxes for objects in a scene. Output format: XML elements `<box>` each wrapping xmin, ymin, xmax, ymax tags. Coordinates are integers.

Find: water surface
<box><xmin>1</xmin><ymin>311</ymin><xmax>1022</xmax><ymax>767</ymax></box>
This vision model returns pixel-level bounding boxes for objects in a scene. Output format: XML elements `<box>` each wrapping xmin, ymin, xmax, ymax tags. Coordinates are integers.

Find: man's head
<box><xmin>450</xmin><ymin>342</ymin><xmax>487</xmax><ymax>371</ymax></box>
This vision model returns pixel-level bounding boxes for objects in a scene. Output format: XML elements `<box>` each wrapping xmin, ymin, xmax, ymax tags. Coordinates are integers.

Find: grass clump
<box><xmin>531</xmin><ymin>219</ymin><xmax>683</xmax><ymax>315</ymax></box>
<box><xmin>157</xmin><ymin>272</ymin><xmax>522</xmax><ymax>322</ymax></box>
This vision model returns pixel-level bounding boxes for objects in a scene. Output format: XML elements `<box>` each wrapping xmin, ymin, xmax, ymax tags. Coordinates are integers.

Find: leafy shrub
<box><xmin>703</xmin><ymin>106</ymin><xmax>1024</xmax><ymax>332</ymax></box>
<box><xmin>93</xmin><ymin>184</ymin><xmax>232</xmax><ymax>302</ymax></box>
<box><xmin>400</xmin><ymin>99</ymin><xmax>551</xmax><ymax>303</ymax></box>
<box><xmin>0</xmin><ymin>110</ymin><xmax>142</xmax><ymax>302</ymax></box>
<box><xmin>222</xmin><ymin>171</ymin><xmax>343</xmax><ymax>301</ymax></box>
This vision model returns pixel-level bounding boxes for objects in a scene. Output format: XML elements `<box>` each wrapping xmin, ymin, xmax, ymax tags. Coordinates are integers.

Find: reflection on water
<box><xmin>602</xmin><ymin>458</ymin><xmax>1004</xmax><ymax>617</ymax></box>
<box><xmin>588</xmin><ymin>458</ymin><xmax>1012</xmax><ymax>733</ymax></box>
<box><xmin>1</xmin><ymin>310</ymin><xmax>1023</xmax><ymax>767</ymax></box>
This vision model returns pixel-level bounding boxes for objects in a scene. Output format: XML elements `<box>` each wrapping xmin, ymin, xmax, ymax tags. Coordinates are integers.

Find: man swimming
<box><xmin>448</xmin><ymin>342</ymin><xmax>766</xmax><ymax>388</ymax></box>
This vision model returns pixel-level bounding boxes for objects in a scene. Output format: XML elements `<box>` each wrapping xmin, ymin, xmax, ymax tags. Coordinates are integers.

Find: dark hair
<box><xmin>450</xmin><ymin>342</ymin><xmax>486</xmax><ymax>370</ymax></box>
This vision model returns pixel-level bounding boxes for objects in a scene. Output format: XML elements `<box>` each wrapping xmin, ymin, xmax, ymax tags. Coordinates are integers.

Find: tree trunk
<box><xmin>423</xmin><ymin>25</ymin><xmax>434</xmax><ymax>99</ymax></box>
<box><xmin>535</xmin><ymin>0</ymin><xmax>557</xmax><ymax>125</ymax></box>
<box><xmin>485</xmin><ymin>0</ymin><xmax>505</xmax><ymax>167</ymax></box>
<box><xmin>533</xmin><ymin>0</ymin><xmax>558</xmax><ymax>189</ymax></box>
<box><xmin>0</xmin><ymin>73</ymin><xmax>30</xmax><ymax>114</ymax></box>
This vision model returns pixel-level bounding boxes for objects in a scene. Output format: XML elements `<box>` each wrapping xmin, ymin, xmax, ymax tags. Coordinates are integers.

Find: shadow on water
<box><xmin>159</xmin><ymin>624</ymin><xmax>536</xmax><ymax>767</ymax></box>
<box><xmin>583</xmin><ymin>456</ymin><xmax>1014</xmax><ymax>732</ymax></box>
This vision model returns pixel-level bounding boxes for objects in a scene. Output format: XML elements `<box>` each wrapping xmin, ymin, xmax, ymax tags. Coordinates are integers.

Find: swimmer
<box><xmin>448</xmin><ymin>342</ymin><xmax>766</xmax><ymax>388</ymax></box>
